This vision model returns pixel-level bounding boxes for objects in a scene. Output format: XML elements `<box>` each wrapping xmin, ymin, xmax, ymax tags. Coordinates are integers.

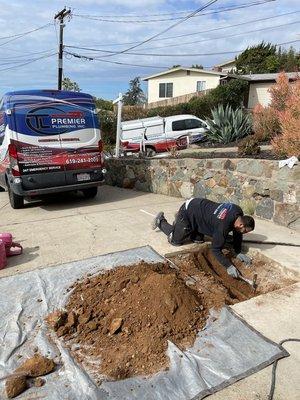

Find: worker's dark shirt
<box><xmin>185</xmin><ymin>198</ymin><xmax>243</xmax><ymax>269</ymax></box>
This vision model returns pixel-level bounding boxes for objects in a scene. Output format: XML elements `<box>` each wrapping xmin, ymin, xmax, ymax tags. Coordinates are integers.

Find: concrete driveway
<box><xmin>0</xmin><ymin>185</ymin><xmax>299</xmax><ymax>399</ymax></box>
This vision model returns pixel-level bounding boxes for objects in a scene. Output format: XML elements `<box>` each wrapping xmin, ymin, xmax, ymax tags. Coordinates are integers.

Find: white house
<box><xmin>213</xmin><ymin>59</ymin><xmax>236</xmax><ymax>73</ymax></box>
<box><xmin>142</xmin><ymin>67</ymin><xmax>226</xmax><ymax>104</ymax></box>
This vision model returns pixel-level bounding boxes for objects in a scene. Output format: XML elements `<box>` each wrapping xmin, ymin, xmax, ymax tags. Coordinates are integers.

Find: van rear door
<box><xmin>11</xmin><ymin>100</ymin><xmax>67</xmax><ymax>190</ymax></box>
<box><xmin>55</xmin><ymin>99</ymin><xmax>102</xmax><ymax>186</ymax></box>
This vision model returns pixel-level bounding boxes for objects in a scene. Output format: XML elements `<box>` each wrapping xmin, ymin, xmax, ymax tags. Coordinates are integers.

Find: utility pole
<box><xmin>54</xmin><ymin>7</ymin><xmax>71</xmax><ymax>90</ymax></box>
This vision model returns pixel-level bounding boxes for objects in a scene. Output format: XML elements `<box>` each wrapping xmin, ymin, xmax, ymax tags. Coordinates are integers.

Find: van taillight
<box><xmin>122</xmin><ymin>141</ymin><xmax>129</xmax><ymax>147</ymax></box>
<box><xmin>8</xmin><ymin>143</ymin><xmax>18</xmax><ymax>159</ymax></box>
<box><xmin>98</xmin><ymin>140</ymin><xmax>103</xmax><ymax>152</ymax></box>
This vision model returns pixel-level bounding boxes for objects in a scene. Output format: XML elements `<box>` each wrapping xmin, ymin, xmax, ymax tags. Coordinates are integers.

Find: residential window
<box><xmin>196</xmin><ymin>81</ymin><xmax>206</xmax><ymax>92</ymax></box>
<box><xmin>159</xmin><ymin>82</ymin><xmax>173</xmax><ymax>98</ymax></box>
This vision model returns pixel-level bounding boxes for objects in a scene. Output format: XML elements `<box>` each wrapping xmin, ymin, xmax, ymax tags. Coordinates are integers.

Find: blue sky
<box><xmin>0</xmin><ymin>0</ymin><xmax>299</xmax><ymax>100</ymax></box>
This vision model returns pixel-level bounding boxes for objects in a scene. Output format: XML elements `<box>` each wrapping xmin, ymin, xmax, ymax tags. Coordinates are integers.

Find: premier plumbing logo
<box><xmin>26</xmin><ymin>107</ymin><xmax>86</xmax><ymax>135</ymax></box>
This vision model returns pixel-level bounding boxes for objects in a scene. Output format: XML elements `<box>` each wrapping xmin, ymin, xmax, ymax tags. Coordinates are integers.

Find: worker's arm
<box><xmin>211</xmin><ymin>228</ymin><xmax>233</xmax><ymax>270</ymax></box>
<box><xmin>233</xmin><ymin>230</ymin><xmax>252</xmax><ymax>266</ymax></box>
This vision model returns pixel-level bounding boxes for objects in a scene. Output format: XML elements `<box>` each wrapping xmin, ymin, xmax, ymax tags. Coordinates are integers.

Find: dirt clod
<box><xmin>5</xmin><ymin>376</ymin><xmax>27</xmax><ymax>399</ymax></box>
<box><xmin>34</xmin><ymin>377</ymin><xmax>45</xmax><ymax>387</ymax></box>
<box><xmin>46</xmin><ymin>310</ymin><xmax>67</xmax><ymax>331</ymax></box>
<box><xmin>16</xmin><ymin>354</ymin><xmax>55</xmax><ymax>377</ymax></box>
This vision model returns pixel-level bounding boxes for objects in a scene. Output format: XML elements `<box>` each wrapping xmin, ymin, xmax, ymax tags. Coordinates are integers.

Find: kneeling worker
<box><xmin>152</xmin><ymin>198</ymin><xmax>255</xmax><ymax>279</ymax></box>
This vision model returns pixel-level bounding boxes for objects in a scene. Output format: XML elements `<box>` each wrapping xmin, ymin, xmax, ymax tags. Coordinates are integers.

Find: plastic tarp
<box><xmin>0</xmin><ymin>246</ymin><xmax>288</xmax><ymax>400</ymax></box>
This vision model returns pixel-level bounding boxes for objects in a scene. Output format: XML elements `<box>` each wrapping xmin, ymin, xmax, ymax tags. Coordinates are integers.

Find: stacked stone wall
<box><xmin>105</xmin><ymin>158</ymin><xmax>299</xmax><ymax>230</ymax></box>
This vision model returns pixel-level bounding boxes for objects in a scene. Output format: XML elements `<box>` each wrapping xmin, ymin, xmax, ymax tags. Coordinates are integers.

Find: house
<box><xmin>142</xmin><ymin>67</ymin><xmax>226</xmax><ymax>105</ymax></box>
<box><xmin>213</xmin><ymin>59</ymin><xmax>236</xmax><ymax>73</ymax></box>
<box><xmin>222</xmin><ymin>72</ymin><xmax>299</xmax><ymax>109</ymax></box>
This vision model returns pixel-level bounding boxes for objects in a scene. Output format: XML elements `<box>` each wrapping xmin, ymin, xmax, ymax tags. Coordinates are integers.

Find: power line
<box><xmin>70</xmin><ymin>10</ymin><xmax>299</xmax><ymax>48</ymax></box>
<box><xmin>94</xmin><ymin>0</ymin><xmax>219</xmax><ymax>58</ymax></box>
<box><xmin>65</xmin><ymin>51</ymin><xmax>170</xmax><ymax>69</ymax></box>
<box><xmin>0</xmin><ymin>23</ymin><xmax>52</xmax><ymax>40</ymax></box>
<box><xmin>0</xmin><ymin>23</ymin><xmax>53</xmax><ymax>47</ymax></box>
<box><xmin>66</xmin><ymin>20</ymin><xmax>300</xmax><ymax>55</ymax></box>
<box><xmin>138</xmin><ymin>20</ymin><xmax>300</xmax><ymax>51</ymax></box>
<box><xmin>0</xmin><ymin>49</ymin><xmax>56</xmax><ymax>61</ymax></box>
<box><xmin>73</xmin><ymin>0</ymin><xmax>275</xmax><ymax>23</ymax></box>
<box><xmin>65</xmin><ymin>39</ymin><xmax>300</xmax><ymax>68</ymax></box>
<box><xmin>0</xmin><ymin>53</ymin><xmax>56</xmax><ymax>72</ymax></box>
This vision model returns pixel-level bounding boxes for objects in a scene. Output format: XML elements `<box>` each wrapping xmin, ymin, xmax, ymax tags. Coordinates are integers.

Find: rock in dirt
<box><xmin>46</xmin><ymin>310</ymin><xmax>67</xmax><ymax>331</ymax></box>
<box><xmin>109</xmin><ymin>318</ymin><xmax>123</xmax><ymax>334</ymax></box>
<box><xmin>16</xmin><ymin>354</ymin><xmax>55</xmax><ymax>377</ymax></box>
<box><xmin>47</xmin><ymin>261</ymin><xmax>208</xmax><ymax>380</ymax></box>
<box><xmin>34</xmin><ymin>377</ymin><xmax>45</xmax><ymax>387</ymax></box>
<box><xmin>5</xmin><ymin>375</ymin><xmax>27</xmax><ymax>398</ymax></box>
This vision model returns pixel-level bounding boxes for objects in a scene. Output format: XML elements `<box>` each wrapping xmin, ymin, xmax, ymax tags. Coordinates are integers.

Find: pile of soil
<box><xmin>5</xmin><ymin>354</ymin><xmax>55</xmax><ymax>398</ymax></box>
<box><xmin>47</xmin><ymin>262</ymin><xmax>208</xmax><ymax>380</ymax></box>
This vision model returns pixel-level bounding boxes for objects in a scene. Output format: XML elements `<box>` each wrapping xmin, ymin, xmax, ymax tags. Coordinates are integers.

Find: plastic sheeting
<box><xmin>0</xmin><ymin>246</ymin><xmax>288</xmax><ymax>400</ymax></box>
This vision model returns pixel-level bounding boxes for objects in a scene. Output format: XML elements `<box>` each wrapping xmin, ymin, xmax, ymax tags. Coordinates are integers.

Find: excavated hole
<box><xmin>166</xmin><ymin>245</ymin><xmax>299</xmax><ymax>307</ymax></box>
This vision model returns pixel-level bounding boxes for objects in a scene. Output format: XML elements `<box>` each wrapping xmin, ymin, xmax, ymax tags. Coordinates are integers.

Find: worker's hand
<box><xmin>236</xmin><ymin>253</ymin><xmax>252</xmax><ymax>267</ymax></box>
<box><xmin>227</xmin><ymin>265</ymin><xmax>240</xmax><ymax>279</ymax></box>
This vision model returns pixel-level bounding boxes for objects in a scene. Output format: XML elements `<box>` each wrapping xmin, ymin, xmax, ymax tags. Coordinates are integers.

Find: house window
<box><xmin>196</xmin><ymin>81</ymin><xmax>206</xmax><ymax>92</ymax></box>
<box><xmin>159</xmin><ymin>82</ymin><xmax>173</xmax><ymax>98</ymax></box>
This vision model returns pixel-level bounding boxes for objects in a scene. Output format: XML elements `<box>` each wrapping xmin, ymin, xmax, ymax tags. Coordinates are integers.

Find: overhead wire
<box><xmin>66</xmin><ymin>19</ymin><xmax>300</xmax><ymax>55</ymax></box>
<box><xmin>87</xmin><ymin>0</ymin><xmax>219</xmax><ymax>59</ymax></box>
<box><xmin>0</xmin><ymin>23</ymin><xmax>53</xmax><ymax>47</ymax></box>
<box><xmin>70</xmin><ymin>10</ymin><xmax>300</xmax><ymax>48</ymax></box>
<box><xmin>0</xmin><ymin>52</ymin><xmax>57</xmax><ymax>72</ymax></box>
<box><xmin>73</xmin><ymin>0</ymin><xmax>275</xmax><ymax>23</ymax></box>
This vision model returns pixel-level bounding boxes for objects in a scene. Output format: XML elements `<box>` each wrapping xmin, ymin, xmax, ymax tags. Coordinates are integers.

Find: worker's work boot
<box><xmin>151</xmin><ymin>211</ymin><xmax>165</xmax><ymax>230</ymax></box>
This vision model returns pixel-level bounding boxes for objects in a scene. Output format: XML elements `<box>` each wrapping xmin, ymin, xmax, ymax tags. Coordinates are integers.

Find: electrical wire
<box><xmin>73</xmin><ymin>0</ymin><xmax>275</xmax><ymax>23</ymax></box>
<box><xmin>70</xmin><ymin>10</ymin><xmax>300</xmax><ymax>48</ymax></box>
<box><xmin>64</xmin><ymin>51</ymin><xmax>170</xmax><ymax>69</ymax></box>
<box><xmin>104</xmin><ymin>0</ymin><xmax>218</xmax><ymax>57</ymax></box>
<box><xmin>66</xmin><ymin>19</ymin><xmax>300</xmax><ymax>55</ymax></box>
<box><xmin>0</xmin><ymin>49</ymin><xmax>56</xmax><ymax>61</ymax></box>
<box><xmin>138</xmin><ymin>20</ymin><xmax>300</xmax><ymax>51</ymax></box>
<box><xmin>0</xmin><ymin>23</ymin><xmax>52</xmax><ymax>40</ymax></box>
<box><xmin>0</xmin><ymin>23</ymin><xmax>53</xmax><ymax>47</ymax></box>
<box><xmin>0</xmin><ymin>52</ymin><xmax>56</xmax><ymax>72</ymax></box>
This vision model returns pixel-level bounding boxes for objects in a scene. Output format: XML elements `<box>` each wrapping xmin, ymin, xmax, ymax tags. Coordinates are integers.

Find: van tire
<box><xmin>8</xmin><ymin>186</ymin><xmax>24</xmax><ymax>209</ymax></box>
<box><xmin>82</xmin><ymin>187</ymin><xmax>98</xmax><ymax>199</ymax></box>
<box><xmin>145</xmin><ymin>147</ymin><xmax>156</xmax><ymax>157</ymax></box>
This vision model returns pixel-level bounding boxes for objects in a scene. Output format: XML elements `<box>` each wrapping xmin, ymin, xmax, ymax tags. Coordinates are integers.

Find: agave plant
<box><xmin>205</xmin><ymin>105</ymin><xmax>252</xmax><ymax>144</ymax></box>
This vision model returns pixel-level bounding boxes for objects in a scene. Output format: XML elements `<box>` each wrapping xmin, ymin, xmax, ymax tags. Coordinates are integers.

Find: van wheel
<box><xmin>145</xmin><ymin>147</ymin><xmax>156</xmax><ymax>157</ymax></box>
<box><xmin>8</xmin><ymin>186</ymin><xmax>24</xmax><ymax>209</ymax></box>
<box><xmin>82</xmin><ymin>187</ymin><xmax>98</xmax><ymax>199</ymax></box>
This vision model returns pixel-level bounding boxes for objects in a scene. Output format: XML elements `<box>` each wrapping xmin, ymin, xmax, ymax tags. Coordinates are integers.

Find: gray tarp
<box><xmin>0</xmin><ymin>246</ymin><xmax>288</xmax><ymax>399</ymax></box>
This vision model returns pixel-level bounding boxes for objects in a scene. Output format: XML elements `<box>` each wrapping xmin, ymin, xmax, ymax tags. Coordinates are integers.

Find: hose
<box><xmin>268</xmin><ymin>338</ymin><xmax>300</xmax><ymax>400</ymax></box>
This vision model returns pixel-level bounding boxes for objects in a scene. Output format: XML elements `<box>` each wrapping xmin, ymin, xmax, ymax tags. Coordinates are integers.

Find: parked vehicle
<box><xmin>120</xmin><ymin>114</ymin><xmax>208</xmax><ymax>156</ymax></box>
<box><xmin>0</xmin><ymin>90</ymin><xmax>106</xmax><ymax>208</ymax></box>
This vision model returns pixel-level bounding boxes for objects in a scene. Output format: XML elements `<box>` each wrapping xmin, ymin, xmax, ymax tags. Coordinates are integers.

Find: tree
<box><xmin>235</xmin><ymin>42</ymin><xmax>277</xmax><ymax>74</ymax></box>
<box><xmin>62</xmin><ymin>77</ymin><xmax>81</xmax><ymax>92</ymax></box>
<box><xmin>236</xmin><ymin>42</ymin><xmax>300</xmax><ymax>74</ymax></box>
<box><xmin>122</xmin><ymin>77</ymin><xmax>146</xmax><ymax>106</ymax></box>
<box><xmin>191</xmin><ymin>64</ymin><xmax>203</xmax><ymax>69</ymax></box>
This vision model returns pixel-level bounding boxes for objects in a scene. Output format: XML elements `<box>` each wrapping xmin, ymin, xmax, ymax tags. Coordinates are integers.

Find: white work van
<box><xmin>121</xmin><ymin>114</ymin><xmax>208</xmax><ymax>156</ymax></box>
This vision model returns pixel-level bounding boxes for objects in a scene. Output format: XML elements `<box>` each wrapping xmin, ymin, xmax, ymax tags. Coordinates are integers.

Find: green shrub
<box><xmin>209</xmin><ymin>79</ymin><xmax>249</xmax><ymax>109</ymax></box>
<box><xmin>238</xmin><ymin>136</ymin><xmax>261</xmax><ymax>156</ymax></box>
<box><xmin>205</xmin><ymin>105</ymin><xmax>252</xmax><ymax>144</ymax></box>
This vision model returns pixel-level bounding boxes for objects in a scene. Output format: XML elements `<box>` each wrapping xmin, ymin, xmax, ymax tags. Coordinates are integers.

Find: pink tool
<box><xmin>0</xmin><ymin>233</ymin><xmax>23</xmax><ymax>257</ymax></box>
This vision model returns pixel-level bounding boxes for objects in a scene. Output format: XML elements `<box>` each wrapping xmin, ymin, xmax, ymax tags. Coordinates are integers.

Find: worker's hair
<box><xmin>241</xmin><ymin>215</ymin><xmax>255</xmax><ymax>230</ymax></box>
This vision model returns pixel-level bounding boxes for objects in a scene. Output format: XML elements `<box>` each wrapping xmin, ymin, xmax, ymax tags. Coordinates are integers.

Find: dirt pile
<box><xmin>5</xmin><ymin>354</ymin><xmax>56</xmax><ymax>398</ymax></box>
<box><xmin>47</xmin><ymin>262</ymin><xmax>208</xmax><ymax>380</ymax></box>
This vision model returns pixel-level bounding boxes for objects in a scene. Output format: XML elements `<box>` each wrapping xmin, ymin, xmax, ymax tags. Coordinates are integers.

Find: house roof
<box><xmin>142</xmin><ymin>67</ymin><xmax>226</xmax><ymax>81</ymax></box>
<box><xmin>213</xmin><ymin>59</ymin><xmax>236</xmax><ymax>68</ymax></box>
<box><xmin>222</xmin><ymin>72</ymin><xmax>299</xmax><ymax>82</ymax></box>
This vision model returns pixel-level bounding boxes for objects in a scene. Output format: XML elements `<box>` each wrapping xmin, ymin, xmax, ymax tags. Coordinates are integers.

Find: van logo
<box><xmin>26</xmin><ymin>107</ymin><xmax>86</xmax><ymax>135</ymax></box>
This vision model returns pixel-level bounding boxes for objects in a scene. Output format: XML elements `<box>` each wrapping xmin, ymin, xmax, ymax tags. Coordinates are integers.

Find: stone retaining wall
<box><xmin>105</xmin><ymin>157</ymin><xmax>300</xmax><ymax>230</ymax></box>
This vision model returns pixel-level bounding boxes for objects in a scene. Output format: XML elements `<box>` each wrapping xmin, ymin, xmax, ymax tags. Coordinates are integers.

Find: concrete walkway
<box><xmin>0</xmin><ymin>186</ymin><xmax>299</xmax><ymax>399</ymax></box>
